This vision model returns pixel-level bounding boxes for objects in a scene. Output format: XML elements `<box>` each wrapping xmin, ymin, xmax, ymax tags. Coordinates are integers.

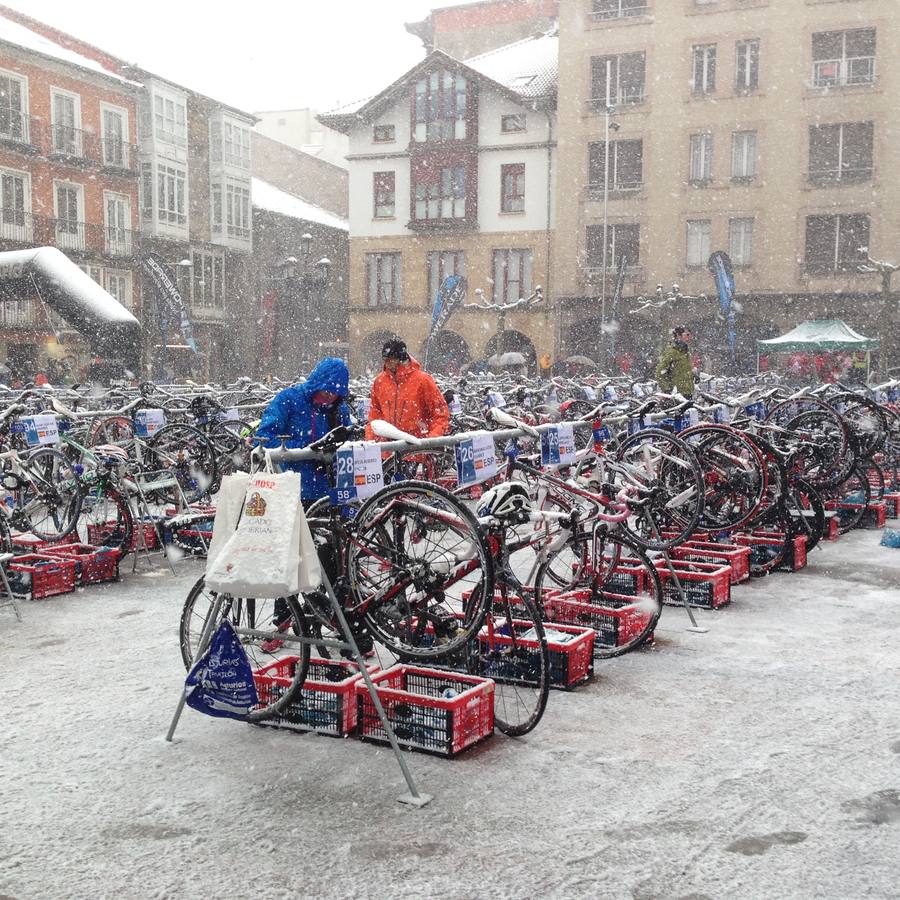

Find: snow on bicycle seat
<box><xmin>369</xmin><ymin>420</ymin><xmax>422</xmax><ymax>445</ymax></box>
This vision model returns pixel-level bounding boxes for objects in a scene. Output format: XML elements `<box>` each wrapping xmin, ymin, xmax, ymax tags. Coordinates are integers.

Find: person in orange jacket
<box><xmin>366</xmin><ymin>339</ymin><xmax>450</xmax><ymax>440</ymax></box>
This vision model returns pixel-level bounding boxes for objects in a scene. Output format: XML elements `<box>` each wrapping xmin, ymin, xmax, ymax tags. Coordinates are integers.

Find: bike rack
<box><xmin>0</xmin><ymin>551</ymin><xmax>21</xmax><ymax>621</ymax></box>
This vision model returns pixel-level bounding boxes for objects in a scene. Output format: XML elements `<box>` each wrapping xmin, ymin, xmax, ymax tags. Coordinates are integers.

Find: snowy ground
<box><xmin>2</xmin><ymin>530</ymin><xmax>900</xmax><ymax>900</ymax></box>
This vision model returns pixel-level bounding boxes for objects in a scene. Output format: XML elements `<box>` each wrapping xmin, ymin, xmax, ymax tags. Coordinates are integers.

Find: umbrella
<box><xmin>487</xmin><ymin>351</ymin><xmax>527</xmax><ymax>368</ymax></box>
<box><xmin>566</xmin><ymin>354</ymin><xmax>597</xmax><ymax>367</ymax></box>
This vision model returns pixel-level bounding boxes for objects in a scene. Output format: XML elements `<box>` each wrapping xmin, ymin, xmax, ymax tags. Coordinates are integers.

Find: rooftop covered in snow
<box><xmin>251</xmin><ymin>177</ymin><xmax>349</xmax><ymax>232</ymax></box>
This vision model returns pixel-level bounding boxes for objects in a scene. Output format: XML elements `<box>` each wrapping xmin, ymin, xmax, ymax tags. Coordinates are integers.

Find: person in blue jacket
<box><xmin>254</xmin><ymin>357</ymin><xmax>351</xmax><ymax>503</ymax></box>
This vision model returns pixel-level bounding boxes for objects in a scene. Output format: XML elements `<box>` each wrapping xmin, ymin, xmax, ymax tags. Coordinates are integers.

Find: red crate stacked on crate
<box><xmin>672</xmin><ymin>541</ymin><xmax>750</xmax><ymax>584</ymax></box>
<box><xmin>87</xmin><ymin>519</ymin><xmax>160</xmax><ymax>551</ymax></box>
<box><xmin>10</xmin><ymin>534</ymin><xmax>52</xmax><ymax>553</ymax></box>
<box><xmin>544</xmin><ymin>590</ymin><xmax>653</xmax><ymax>651</ymax></box>
<box><xmin>475</xmin><ymin>618</ymin><xmax>595</xmax><ymax>690</ymax></box>
<box><xmin>8</xmin><ymin>554</ymin><xmax>77</xmax><ymax>599</ymax></box>
<box><xmin>654</xmin><ymin>558</ymin><xmax>732</xmax><ymax>608</ymax></box>
<box><xmin>254</xmin><ymin>656</ymin><xmax>380</xmax><ymax>737</ymax></box>
<box><xmin>43</xmin><ymin>544</ymin><xmax>121</xmax><ymax>585</ymax></box>
<box><xmin>356</xmin><ymin>665</ymin><xmax>494</xmax><ymax>757</ymax></box>
<box><xmin>822</xmin><ymin>511</ymin><xmax>841</xmax><ymax>541</ymax></box>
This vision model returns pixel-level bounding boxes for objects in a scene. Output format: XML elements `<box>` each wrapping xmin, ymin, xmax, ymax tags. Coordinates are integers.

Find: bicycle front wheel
<box><xmin>535</xmin><ymin>530</ymin><xmax>662</xmax><ymax>659</ymax></box>
<box><xmin>179</xmin><ymin>576</ymin><xmax>311</xmax><ymax>722</ymax></box>
<box><xmin>348</xmin><ymin>481</ymin><xmax>494</xmax><ymax>660</ymax></box>
<box><xmin>18</xmin><ymin>448</ymin><xmax>83</xmax><ymax>542</ymax></box>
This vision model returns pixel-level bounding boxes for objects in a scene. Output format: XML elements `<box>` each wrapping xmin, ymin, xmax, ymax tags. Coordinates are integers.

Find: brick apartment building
<box><xmin>0</xmin><ymin>12</ymin><xmax>140</xmax><ymax>377</ymax></box>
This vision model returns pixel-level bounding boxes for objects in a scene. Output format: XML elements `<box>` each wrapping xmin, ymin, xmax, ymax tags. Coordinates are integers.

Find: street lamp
<box><xmin>600</xmin><ymin>106</ymin><xmax>619</xmax><ymax>368</ymax></box>
<box><xmin>275</xmin><ymin>240</ymin><xmax>331</xmax><ymax>375</ymax></box>
<box><xmin>857</xmin><ymin>245</ymin><xmax>899</xmax><ymax>373</ymax></box>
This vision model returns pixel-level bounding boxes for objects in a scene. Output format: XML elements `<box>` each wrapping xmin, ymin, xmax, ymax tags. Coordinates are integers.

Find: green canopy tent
<box><xmin>756</xmin><ymin>319</ymin><xmax>879</xmax><ymax>376</ymax></box>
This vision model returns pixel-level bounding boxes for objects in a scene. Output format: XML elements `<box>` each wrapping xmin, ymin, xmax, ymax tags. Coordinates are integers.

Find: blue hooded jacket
<box><xmin>255</xmin><ymin>357</ymin><xmax>351</xmax><ymax>499</ymax></box>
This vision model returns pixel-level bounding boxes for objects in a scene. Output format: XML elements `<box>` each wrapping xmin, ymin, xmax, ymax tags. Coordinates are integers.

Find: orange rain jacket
<box><xmin>366</xmin><ymin>356</ymin><xmax>450</xmax><ymax>440</ymax></box>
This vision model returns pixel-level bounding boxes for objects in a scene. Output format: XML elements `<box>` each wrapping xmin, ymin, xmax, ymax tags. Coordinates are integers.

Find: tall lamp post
<box><xmin>857</xmin><ymin>245</ymin><xmax>898</xmax><ymax>373</ymax></box>
<box><xmin>277</xmin><ymin>232</ymin><xmax>331</xmax><ymax>375</ymax></box>
<box><xmin>600</xmin><ymin>105</ymin><xmax>619</xmax><ymax>368</ymax></box>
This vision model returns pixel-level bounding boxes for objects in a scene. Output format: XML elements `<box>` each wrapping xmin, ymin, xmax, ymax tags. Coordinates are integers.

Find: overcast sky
<box><xmin>5</xmin><ymin>0</ymin><xmax>471</xmax><ymax>113</ymax></box>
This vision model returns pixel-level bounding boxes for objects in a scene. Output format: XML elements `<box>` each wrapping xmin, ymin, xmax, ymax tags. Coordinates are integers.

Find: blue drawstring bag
<box><xmin>880</xmin><ymin>529</ymin><xmax>900</xmax><ymax>549</ymax></box>
<box><xmin>184</xmin><ymin>619</ymin><xmax>259</xmax><ymax>720</ymax></box>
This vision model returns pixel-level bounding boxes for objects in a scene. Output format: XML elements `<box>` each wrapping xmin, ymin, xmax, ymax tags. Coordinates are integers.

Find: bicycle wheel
<box><xmin>348</xmin><ymin>480</ymin><xmax>494</xmax><ymax>660</ymax></box>
<box><xmin>468</xmin><ymin>586</ymin><xmax>550</xmax><ymax>736</ymax></box>
<box><xmin>831</xmin><ymin>464</ymin><xmax>872</xmax><ymax>534</ymax></box>
<box><xmin>77</xmin><ymin>486</ymin><xmax>134</xmax><ymax>554</ymax></box>
<box><xmin>15</xmin><ymin>448</ymin><xmax>83</xmax><ymax>542</ymax></box>
<box><xmin>147</xmin><ymin>424</ymin><xmax>217</xmax><ymax>504</ymax></box>
<box><xmin>208</xmin><ymin>421</ymin><xmax>253</xmax><ymax>478</ymax></box>
<box><xmin>743</xmin><ymin>510</ymin><xmax>793</xmax><ymax>577</ymax></box>
<box><xmin>786</xmin><ymin>478</ymin><xmax>826</xmax><ymax>554</ymax></box>
<box><xmin>614</xmin><ymin>428</ymin><xmax>704</xmax><ymax>550</ymax></box>
<box><xmin>87</xmin><ymin>416</ymin><xmax>135</xmax><ymax>452</ymax></box>
<box><xmin>534</xmin><ymin>529</ymin><xmax>662</xmax><ymax>659</ymax></box>
<box><xmin>681</xmin><ymin>424</ymin><xmax>767</xmax><ymax>532</ymax></box>
<box><xmin>179</xmin><ymin>576</ymin><xmax>311</xmax><ymax>722</ymax></box>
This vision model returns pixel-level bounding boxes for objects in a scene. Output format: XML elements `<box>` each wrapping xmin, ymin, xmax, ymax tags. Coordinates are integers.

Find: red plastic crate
<box><xmin>43</xmin><ymin>543</ymin><xmax>121</xmax><ymax>585</ymax></box>
<box><xmin>654</xmin><ymin>558</ymin><xmax>731</xmax><ymax>608</ymax></box>
<box><xmin>862</xmin><ymin>502</ymin><xmax>887</xmax><ymax>529</ymax></box>
<box><xmin>356</xmin><ymin>665</ymin><xmax>494</xmax><ymax>757</ymax></box>
<box><xmin>87</xmin><ymin>520</ymin><xmax>160</xmax><ymax>551</ymax></box>
<box><xmin>10</xmin><ymin>534</ymin><xmax>52</xmax><ymax>552</ymax></box>
<box><xmin>544</xmin><ymin>590</ymin><xmax>654</xmax><ymax>651</ymax></box>
<box><xmin>474</xmin><ymin>618</ymin><xmax>595</xmax><ymax>690</ymax></box>
<box><xmin>823</xmin><ymin>512</ymin><xmax>840</xmax><ymax>541</ymax></box>
<box><xmin>8</xmin><ymin>553</ymin><xmax>76</xmax><ymax>599</ymax></box>
<box><xmin>883</xmin><ymin>493</ymin><xmax>900</xmax><ymax>519</ymax></box>
<box><xmin>787</xmin><ymin>534</ymin><xmax>807</xmax><ymax>571</ymax></box>
<box><xmin>660</xmin><ymin>528</ymin><xmax>711</xmax><ymax>543</ymax></box>
<box><xmin>672</xmin><ymin>541</ymin><xmax>750</xmax><ymax>584</ymax></box>
<box><xmin>254</xmin><ymin>656</ymin><xmax>380</xmax><ymax>737</ymax></box>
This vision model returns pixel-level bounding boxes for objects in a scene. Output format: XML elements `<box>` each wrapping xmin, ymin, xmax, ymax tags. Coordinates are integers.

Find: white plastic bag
<box><xmin>206</xmin><ymin>470</ymin><xmax>303</xmax><ymax>597</ymax></box>
<box><xmin>205</xmin><ymin>472</ymin><xmax>249</xmax><ymax>571</ymax></box>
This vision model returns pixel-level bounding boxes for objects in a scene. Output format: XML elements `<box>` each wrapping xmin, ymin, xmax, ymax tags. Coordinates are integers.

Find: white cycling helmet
<box><xmin>477</xmin><ymin>481</ymin><xmax>532</xmax><ymax>522</ymax></box>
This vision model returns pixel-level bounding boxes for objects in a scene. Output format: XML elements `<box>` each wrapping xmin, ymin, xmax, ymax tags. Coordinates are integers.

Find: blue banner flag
<box><xmin>708</xmin><ymin>251</ymin><xmax>737</xmax><ymax>356</ymax></box>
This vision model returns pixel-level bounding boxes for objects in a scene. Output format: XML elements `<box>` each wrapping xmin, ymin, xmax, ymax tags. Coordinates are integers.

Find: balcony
<box><xmin>0</xmin><ymin>299</ymin><xmax>38</xmax><ymax>328</ymax></box>
<box><xmin>812</xmin><ymin>56</ymin><xmax>876</xmax><ymax>89</ymax></box>
<box><xmin>586</xmin><ymin>180</ymin><xmax>643</xmax><ymax>198</ymax></box>
<box><xmin>808</xmin><ymin>166</ymin><xmax>873</xmax><ymax>187</ymax></box>
<box><xmin>587</xmin><ymin>86</ymin><xmax>646</xmax><ymax>111</ymax></box>
<box><xmin>0</xmin><ymin>212</ymin><xmax>139</xmax><ymax>257</ymax></box>
<box><xmin>0</xmin><ymin>111</ymin><xmax>40</xmax><ymax>153</ymax></box>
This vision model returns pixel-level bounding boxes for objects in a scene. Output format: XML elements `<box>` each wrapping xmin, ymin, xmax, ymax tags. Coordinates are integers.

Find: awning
<box><xmin>756</xmin><ymin>319</ymin><xmax>879</xmax><ymax>353</ymax></box>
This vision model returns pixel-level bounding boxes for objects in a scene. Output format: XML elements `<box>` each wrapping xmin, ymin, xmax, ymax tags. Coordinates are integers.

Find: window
<box><xmin>586</xmin><ymin>223</ymin><xmax>640</xmax><ymax>269</ymax></box>
<box><xmin>592</xmin><ymin>0</ymin><xmax>647</xmax><ymax>20</ymax></box>
<box><xmin>0</xmin><ymin>71</ymin><xmax>27</xmax><ymax>143</ymax></box>
<box><xmin>372</xmin><ymin>172</ymin><xmax>395</xmax><ymax>218</ymax></box>
<box><xmin>373</xmin><ymin>124</ymin><xmax>395</xmax><ymax>143</ymax></box>
<box><xmin>104</xmin><ymin>192</ymin><xmax>132</xmax><ymax>256</ymax></box>
<box><xmin>0</xmin><ymin>168</ymin><xmax>28</xmax><ymax>241</ymax></box>
<box><xmin>101</xmin><ymin>106</ymin><xmax>128</xmax><ymax>168</ymax></box>
<box><xmin>686</xmin><ymin>219</ymin><xmax>711</xmax><ymax>267</ymax></box>
<box><xmin>190</xmin><ymin>249</ymin><xmax>225</xmax><ymax>308</ymax></box>
<box><xmin>140</xmin><ymin>162</ymin><xmax>153</xmax><ymax>224</ymax></box>
<box><xmin>731</xmin><ymin>131</ymin><xmax>757</xmax><ymax>179</ymax></box>
<box><xmin>51</xmin><ymin>90</ymin><xmax>80</xmax><ymax>156</ymax></box>
<box><xmin>225</xmin><ymin>179</ymin><xmax>250</xmax><ymax>239</ymax></box>
<box><xmin>501</xmin><ymin>114</ymin><xmax>526</xmax><ymax>134</ymax></box>
<box><xmin>809</xmin><ymin>122</ymin><xmax>874</xmax><ymax>185</ymax></box>
<box><xmin>735</xmin><ymin>39</ymin><xmax>760</xmax><ymax>92</ymax></box>
<box><xmin>157</xmin><ymin>164</ymin><xmax>187</xmax><ymax>227</ymax></box>
<box><xmin>153</xmin><ymin>92</ymin><xmax>187</xmax><ymax>144</ymax></box>
<box><xmin>689</xmin><ymin>133</ymin><xmax>713</xmax><ymax>183</ymax></box>
<box><xmin>501</xmin><ymin>163</ymin><xmax>525</xmax><ymax>213</ymax></box>
<box><xmin>590</xmin><ymin>53</ymin><xmax>646</xmax><ymax>107</ymax></box>
<box><xmin>211</xmin><ymin>118</ymin><xmax>251</xmax><ymax>168</ymax></box>
<box><xmin>729</xmin><ymin>218</ymin><xmax>754</xmax><ymax>267</ymax></box>
<box><xmin>427</xmin><ymin>251</ymin><xmax>465</xmax><ymax>304</ymax></box>
<box><xmin>105</xmin><ymin>270</ymin><xmax>132</xmax><ymax>310</ymax></box>
<box><xmin>413</xmin><ymin>165</ymin><xmax>467</xmax><ymax>221</ymax></box>
<box><xmin>692</xmin><ymin>44</ymin><xmax>717</xmax><ymax>95</ymax></box>
<box><xmin>812</xmin><ymin>28</ymin><xmax>876</xmax><ymax>87</ymax></box>
<box><xmin>367</xmin><ymin>253</ymin><xmax>401</xmax><ymax>306</ymax></box>
<box><xmin>492</xmin><ymin>249</ymin><xmax>532</xmax><ymax>303</ymax></box>
<box><xmin>54</xmin><ymin>182</ymin><xmax>83</xmax><ymax>250</ymax></box>
<box><xmin>413</xmin><ymin>69</ymin><xmax>469</xmax><ymax>142</ymax></box>
<box><xmin>805</xmin><ymin>213</ymin><xmax>869</xmax><ymax>273</ymax></box>
<box><xmin>588</xmin><ymin>139</ymin><xmax>643</xmax><ymax>191</ymax></box>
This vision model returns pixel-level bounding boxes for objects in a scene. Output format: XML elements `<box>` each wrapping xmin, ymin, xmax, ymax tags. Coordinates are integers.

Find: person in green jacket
<box><xmin>656</xmin><ymin>325</ymin><xmax>696</xmax><ymax>397</ymax></box>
